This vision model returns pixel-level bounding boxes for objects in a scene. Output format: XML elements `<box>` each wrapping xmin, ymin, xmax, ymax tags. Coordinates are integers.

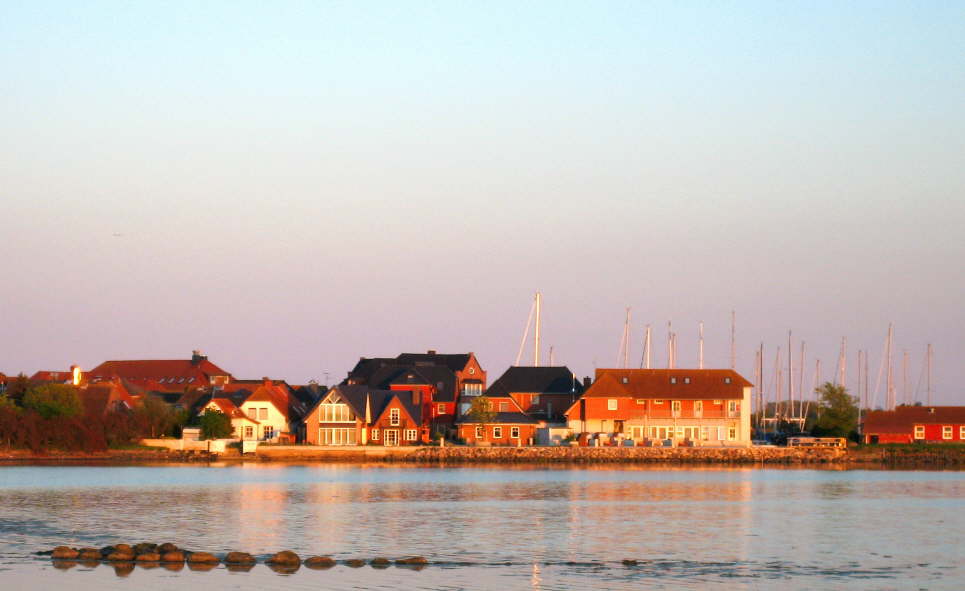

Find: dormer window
<box><xmin>724</xmin><ymin>377</ymin><xmax>731</xmax><ymax>384</ymax></box>
<box><xmin>621</xmin><ymin>377</ymin><xmax>629</xmax><ymax>384</ymax></box>
<box><xmin>683</xmin><ymin>377</ymin><xmax>691</xmax><ymax>384</ymax></box>
<box><xmin>670</xmin><ymin>377</ymin><xmax>677</xmax><ymax>384</ymax></box>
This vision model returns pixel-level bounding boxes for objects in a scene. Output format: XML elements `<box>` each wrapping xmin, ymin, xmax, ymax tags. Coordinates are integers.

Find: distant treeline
<box><xmin>0</xmin><ymin>376</ymin><xmax>187</xmax><ymax>452</ymax></box>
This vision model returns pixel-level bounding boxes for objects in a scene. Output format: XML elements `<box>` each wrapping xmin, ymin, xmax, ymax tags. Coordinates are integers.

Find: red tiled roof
<box><xmin>583</xmin><ymin>369</ymin><xmax>751</xmax><ymax>400</ymax></box>
<box><xmin>207</xmin><ymin>397</ymin><xmax>256</xmax><ymax>422</ymax></box>
<box><xmin>863</xmin><ymin>406</ymin><xmax>965</xmax><ymax>433</ymax></box>
<box><xmin>244</xmin><ymin>383</ymin><xmax>296</xmax><ymax>421</ymax></box>
<box><xmin>87</xmin><ymin>359</ymin><xmax>231</xmax><ymax>384</ymax></box>
<box><xmin>78</xmin><ymin>382</ymin><xmax>137</xmax><ymax>415</ymax></box>
<box><xmin>30</xmin><ymin>370</ymin><xmax>74</xmax><ymax>383</ymax></box>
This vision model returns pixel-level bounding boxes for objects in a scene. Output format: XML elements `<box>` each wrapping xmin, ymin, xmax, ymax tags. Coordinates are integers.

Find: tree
<box><xmin>3</xmin><ymin>374</ymin><xmax>31</xmax><ymax>406</ymax></box>
<box><xmin>134</xmin><ymin>395</ymin><xmax>186</xmax><ymax>438</ymax></box>
<box><xmin>811</xmin><ymin>382</ymin><xmax>859</xmax><ymax>438</ymax></box>
<box><xmin>22</xmin><ymin>384</ymin><xmax>83</xmax><ymax>419</ymax></box>
<box><xmin>467</xmin><ymin>395</ymin><xmax>496</xmax><ymax>430</ymax></box>
<box><xmin>198</xmin><ymin>409</ymin><xmax>233</xmax><ymax>440</ymax></box>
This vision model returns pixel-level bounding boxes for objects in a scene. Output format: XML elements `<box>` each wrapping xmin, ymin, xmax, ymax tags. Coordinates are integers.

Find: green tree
<box><xmin>134</xmin><ymin>395</ymin><xmax>185</xmax><ymax>438</ymax></box>
<box><xmin>3</xmin><ymin>374</ymin><xmax>31</xmax><ymax>406</ymax></box>
<box><xmin>198</xmin><ymin>408</ymin><xmax>233</xmax><ymax>440</ymax></box>
<box><xmin>811</xmin><ymin>382</ymin><xmax>858</xmax><ymax>438</ymax></box>
<box><xmin>22</xmin><ymin>384</ymin><xmax>83</xmax><ymax>419</ymax></box>
<box><xmin>467</xmin><ymin>395</ymin><xmax>496</xmax><ymax>428</ymax></box>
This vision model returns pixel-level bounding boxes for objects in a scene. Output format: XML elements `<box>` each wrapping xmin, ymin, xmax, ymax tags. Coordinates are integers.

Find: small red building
<box><xmin>301</xmin><ymin>385</ymin><xmax>426</xmax><ymax>446</ymax></box>
<box><xmin>862</xmin><ymin>406</ymin><xmax>965</xmax><ymax>444</ymax></box>
<box><xmin>456</xmin><ymin>396</ymin><xmax>540</xmax><ymax>445</ymax></box>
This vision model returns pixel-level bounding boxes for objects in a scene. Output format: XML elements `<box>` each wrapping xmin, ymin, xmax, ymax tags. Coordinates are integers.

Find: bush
<box><xmin>22</xmin><ymin>384</ymin><xmax>83</xmax><ymax>419</ymax></box>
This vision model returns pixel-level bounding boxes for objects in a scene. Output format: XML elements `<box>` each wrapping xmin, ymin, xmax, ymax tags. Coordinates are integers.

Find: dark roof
<box><xmin>486</xmin><ymin>366</ymin><xmax>582</xmax><ymax>397</ymax></box>
<box><xmin>387</xmin><ymin>365</ymin><xmax>458</xmax><ymax>402</ymax></box>
<box><xmin>395</xmin><ymin>352</ymin><xmax>472</xmax><ymax>372</ymax></box>
<box><xmin>457</xmin><ymin>412</ymin><xmax>540</xmax><ymax>425</ymax></box>
<box><xmin>863</xmin><ymin>406</ymin><xmax>965</xmax><ymax>433</ymax></box>
<box><xmin>343</xmin><ymin>358</ymin><xmax>397</xmax><ymax>384</ymax></box>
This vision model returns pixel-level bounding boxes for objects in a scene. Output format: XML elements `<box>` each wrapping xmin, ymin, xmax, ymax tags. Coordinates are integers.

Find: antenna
<box><xmin>549</xmin><ymin>345</ymin><xmax>555</xmax><ymax>367</ymax></box>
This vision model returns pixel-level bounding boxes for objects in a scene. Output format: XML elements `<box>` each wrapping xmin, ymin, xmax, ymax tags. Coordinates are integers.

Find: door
<box><xmin>384</xmin><ymin>429</ymin><xmax>399</xmax><ymax>447</ymax></box>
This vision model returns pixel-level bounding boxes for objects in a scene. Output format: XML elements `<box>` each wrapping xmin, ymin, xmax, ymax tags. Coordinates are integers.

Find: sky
<box><xmin>2</xmin><ymin>1</ymin><xmax>963</xmax><ymax>406</ymax></box>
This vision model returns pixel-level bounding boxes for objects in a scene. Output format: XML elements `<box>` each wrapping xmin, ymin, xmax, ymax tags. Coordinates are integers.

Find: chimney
<box><xmin>191</xmin><ymin>350</ymin><xmax>207</xmax><ymax>365</ymax></box>
<box><xmin>583</xmin><ymin>376</ymin><xmax>592</xmax><ymax>389</ymax></box>
<box><xmin>262</xmin><ymin>377</ymin><xmax>272</xmax><ymax>388</ymax></box>
<box><xmin>427</xmin><ymin>349</ymin><xmax>437</xmax><ymax>355</ymax></box>
<box><xmin>411</xmin><ymin>389</ymin><xmax>420</xmax><ymax>405</ymax></box>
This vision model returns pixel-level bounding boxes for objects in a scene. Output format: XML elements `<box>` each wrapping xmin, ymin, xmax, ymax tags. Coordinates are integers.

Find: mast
<box><xmin>514</xmin><ymin>294</ymin><xmax>537</xmax><ymax>366</ymax></box>
<box><xmin>886</xmin><ymin>323</ymin><xmax>894</xmax><ymax>409</ymax></box>
<box><xmin>549</xmin><ymin>345</ymin><xmax>555</xmax><ymax>367</ymax></box>
<box><xmin>788</xmin><ymin>330</ymin><xmax>793</xmax><ymax>423</ymax></box>
<box><xmin>534</xmin><ymin>291</ymin><xmax>542</xmax><ymax>367</ymax></box>
<box><xmin>624</xmin><ymin>308</ymin><xmax>631</xmax><ymax>368</ymax></box>
<box><xmin>902</xmin><ymin>349</ymin><xmax>909</xmax><ymax>406</ymax></box>
<box><xmin>774</xmin><ymin>347</ymin><xmax>783</xmax><ymax>421</ymax></box>
<box><xmin>698</xmin><ymin>321</ymin><xmax>704</xmax><ymax>370</ymax></box>
<box><xmin>667</xmin><ymin>321</ymin><xmax>673</xmax><ymax>369</ymax></box>
<box><xmin>926</xmin><ymin>343</ymin><xmax>932</xmax><ymax>406</ymax></box>
<box><xmin>798</xmin><ymin>341</ymin><xmax>806</xmax><ymax>422</ymax></box>
<box><xmin>840</xmin><ymin>337</ymin><xmax>847</xmax><ymax>390</ymax></box>
<box><xmin>754</xmin><ymin>347</ymin><xmax>761</xmax><ymax>429</ymax></box>
<box><xmin>643</xmin><ymin>325</ymin><xmax>651</xmax><ymax>369</ymax></box>
<box><xmin>730</xmin><ymin>310</ymin><xmax>736</xmax><ymax>369</ymax></box>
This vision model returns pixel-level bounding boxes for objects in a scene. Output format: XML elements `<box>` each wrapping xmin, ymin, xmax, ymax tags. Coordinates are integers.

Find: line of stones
<box><xmin>49</xmin><ymin>544</ymin><xmax>428</xmax><ymax>569</ymax></box>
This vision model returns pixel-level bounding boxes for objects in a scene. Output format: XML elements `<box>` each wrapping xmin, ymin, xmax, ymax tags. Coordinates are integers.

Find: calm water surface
<box><xmin>0</xmin><ymin>464</ymin><xmax>961</xmax><ymax>590</ymax></box>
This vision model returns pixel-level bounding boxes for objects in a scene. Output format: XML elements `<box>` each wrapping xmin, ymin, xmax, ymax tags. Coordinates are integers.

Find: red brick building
<box><xmin>484</xmin><ymin>366</ymin><xmax>584</xmax><ymax>421</ymax></box>
<box><xmin>456</xmin><ymin>396</ymin><xmax>540</xmax><ymax>445</ymax></box>
<box><xmin>862</xmin><ymin>406</ymin><xmax>965</xmax><ymax>444</ymax></box>
<box><xmin>565</xmin><ymin>369</ymin><xmax>753</xmax><ymax>446</ymax></box>
<box><xmin>86</xmin><ymin>351</ymin><xmax>232</xmax><ymax>391</ymax></box>
<box><xmin>301</xmin><ymin>384</ymin><xmax>425</xmax><ymax>446</ymax></box>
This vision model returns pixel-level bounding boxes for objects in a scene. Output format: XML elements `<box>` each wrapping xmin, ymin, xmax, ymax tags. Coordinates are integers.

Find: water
<box><xmin>0</xmin><ymin>463</ymin><xmax>961</xmax><ymax>590</ymax></box>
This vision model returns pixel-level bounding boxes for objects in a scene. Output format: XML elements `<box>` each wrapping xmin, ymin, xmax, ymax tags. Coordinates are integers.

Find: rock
<box><xmin>161</xmin><ymin>551</ymin><xmax>185</xmax><ymax>563</ymax></box>
<box><xmin>114</xmin><ymin>544</ymin><xmax>133</xmax><ymax>554</ymax></box>
<box><xmin>224</xmin><ymin>551</ymin><xmax>256</xmax><ymax>565</ymax></box>
<box><xmin>395</xmin><ymin>556</ymin><xmax>428</xmax><ymax>566</ymax></box>
<box><xmin>371</xmin><ymin>557</ymin><xmax>391</xmax><ymax>568</ymax></box>
<box><xmin>344</xmin><ymin>558</ymin><xmax>365</xmax><ymax>568</ymax></box>
<box><xmin>158</xmin><ymin>543</ymin><xmax>179</xmax><ymax>554</ymax></box>
<box><xmin>133</xmin><ymin>543</ymin><xmax>158</xmax><ymax>555</ymax></box>
<box><xmin>51</xmin><ymin>560</ymin><xmax>77</xmax><ymax>570</ymax></box>
<box><xmin>136</xmin><ymin>552</ymin><xmax>161</xmax><ymax>562</ymax></box>
<box><xmin>187</xmin><ymin>561</ymin><xmax>217</xmax><ymax>572</ymax></box>
<box><xmin>622</xmin><ymin>559</ymin><xmax>639</xmax><ymax>566</ymax></box>
<box><xmin>162</xmin><ymin>562</ymin><xmax>184</xmax><ymax>572</ymax></box>
<box><xmin>77</xmin><ymin>548</ymin><xmax>102</xmax><ymax>561</ymax></box>
<box><xmin>52</xmin><ymin>546</ymin><xmax>79</xmax><ymax>560</ymax></box>
<box><xmin>99</xmin><ymin>546</ymin><xmax>117</xmax><ymax>557</ymax></box>
<box><xmin>186</xmin><ymin>551</ymin><xmax>220</xmax><ymax>564</ymax></box>
<box><xmin>113</xmin><ymin>562</ymin><xmax>135</xmax><ymax>577</ymax></box>
<box><xmin>226</xmin><ymin>564</ymin><xmax>255</xmax><ymax>573</ymax></box>
<box><xmin>304</xmin><ymin>556</ymin><xmax>336</xmax><ymax>569</ymax></box>
<box><xmin>267</xmin><ymin>562</ymin><xmax>300</xmax><ymax>574</ymax></box>
<box><xmin>106</xmin><ymin>551</ymin><xmax>135</xmax><ymax>562</ymax></box>
<box><xmin>266</xmin><ymin>550</ymin><xmax>301</xmax><ymax>566</ymax></box>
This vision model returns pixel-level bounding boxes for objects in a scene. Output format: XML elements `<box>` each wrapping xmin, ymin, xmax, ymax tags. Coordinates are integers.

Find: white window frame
<box><xmin>389</xmin><ymin>408</ymin><xmax>400</xmax><ymax>426</ymax></box>
<box><xmin>405</xmin><ymin>429</ymin><xmax>418</xmax><ymax>441</ymax></box>
<box><xmin>960</xmin><ymin>426</ymin><xmax>965</xmax><ymax>440</ymax></box>
<box><xmin>654</xmin><ymin>400</ymin><xmax>664</xmax><ymax>405</ymax></box>
<box><xmin>371</xmin><ymin>428</ymin><xmax>380</xmax><ymax>441</ymax></box>
<box><xmin>694</xmin><ymin>401</ymin><xmax>703</xmax><ymax>416</ymax></box>
<box><xmin>671</xmin><ymin>400</ymin><xmax>681</xmax><ymax>415</ymax></box>
<box><xmin>607</xmin><ymin>399</ymin><xmax>618</xmax><ymax>410</ymax></box>
<box><xmin>713</xmin><ymin>400</ymin><xmax>722</xmax><ymax>405</ymax></box>
<box><xmin>728</xmin><ymin>427</ymin><xmax>737</xmax><ymax>441</ymax></box>
<box><xmin>728</xmin><ymin>401</ymin><xmax>738</xmax><ymax>415</ymax></box>
<box><xmin>437</xmin><ymin>403</ymin><xmax>446</xmax><ymax>415</ymax></box>
<box><xmin>914</xmin><ymin>425</ymin><xmax>925</xmax><ymax>440</ymax></box>
<box><xmin>492</xmin><ymin>426</ymin><xmax>502</xmax><ymax>439</ymax></box>
<box><xmin>474</xmin><ymin>425</ymin><xmax>483</xmax><ymax>439</ymax></box>
<box><xmin>244</xmin><ymin>425</ymin><xmax>253</xmax><ymax>439</ymax></box>
<box><xmin>259</xmin><ymin>407</ymin><xmax>268</xmax><ymax>420</ymax></box>
<box><xmin>636</xmin><ymin>399</ymin><xmax>646</xmax><ymax>405</ymax></box>
<box><xmin>510</xmin><ymin>426</ymin><xmax>520</xmax><ymax>439</ymax></box>
<box><xmin>942</xmin><ymin>426</ymin><xmax>953</xmax><ymax>440</ymax></box>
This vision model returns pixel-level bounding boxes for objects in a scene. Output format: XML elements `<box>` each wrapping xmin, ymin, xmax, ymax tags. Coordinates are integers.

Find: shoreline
<box><xmin>1</xmin><ymin>445</ymin><xmax>962</xmax><ymax>467</ymax></box>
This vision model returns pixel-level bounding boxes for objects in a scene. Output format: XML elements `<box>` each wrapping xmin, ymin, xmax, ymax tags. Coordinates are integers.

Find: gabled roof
<box><xmin>582</xmin><ymin>369</ymin><xmax>750</xmax><ymax>400</ymax></box>
<box><xmin>386</xmin><ymin>365</ymin><xmax>458</xmax><ymax>402</ymax></box>
<box><xmin>863</xmin><ymin>406</ymin><xmax>965</xmax><ymax>433</ymax></box>
<box><xmin>30</xmin><ymin>370</ymin><xmax>73</xmax><ymax>383</ymax></box>
<box><xmin>395</xmin><ymin>352</ymin><xmax>473</xmax><ymax>373</ymax></box>
<box><xmin>241</xmin><ymin>381</ymin><xmax>306</xmax><ymax>422</ymax></box>
<box><xmin>486</xmin><ymin>366</ymin><xmax>582</xmax><ymax>397</ymax></box>
<box><xmin>303</xmin><ymin>385</ymin><xmax>423</xmax><ymax>427</ymax></box>
<box><xmin>205</xmin><ymin>397</ymin><xmax>257</xmax><ymax>422</ymax></box>
<box><xmin>78</xmin><ymin>382</ymin><xmax>136</xmax><ymax>415</ymax></box>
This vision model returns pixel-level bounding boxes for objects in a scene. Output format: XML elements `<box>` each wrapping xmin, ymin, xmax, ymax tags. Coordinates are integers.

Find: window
<box><xmin>636</xmin><ymin>399</ymin><xmax>646</xmax><ymax>405</ymax></box>
<box><xmin>499</xmin><ymin>401</ymin><xmax>509</xmax><ymax>411</ymax></box>
<box><xmin>462</xmin><ymin>382</ymin><xmax>483</xmax><ymax>396</ymax></box>
<box><xmin>621</xmin><ymin>377</ymin><xmax>629</xmax><ymax>384</ymax></box>
<box><xmin>943</xmin><ymin>426</ymin><xmax>953</xmax><ymax>440</ymax></box>
<box><xmin>475</xmin><ymin>426</ymin><xmax>483</xmax><ymax>439</ymax></box>
<box><xmin>914</xmin><ymin>425</ymin><xmax>925</xmax><ymax>440</ymax></box>
<box><xmin>319</xmin><ymin>428</ymin><xmax>356</xmax><ymax>445</ymax></box>
<box><xmin>263</xmin><ymin>426</ymin><xmax>274</xmax><ymax>439</ymax></box>
<box><xmin>244</xmin><ymin>426</ymin><xmax>253</xmax><ymax>439</ymax></box>
<box><xmin>960</xmin><ymin>426</ymin><xmax>965</xmax><ymax>440</ymax></box>
<box><xmin>247</xmin><ymin>408</ymin><xmax>257</xmax><ymax>419</ymax></box>
<box><xmin>672</xmin><ymin>401</ymin><xmax>681</xmax><ymax>413</ymax></box>
<box><xmin>437</xmin><ymin>403</ymin><xmax>446</xmax><ymax>415</ymax></box>
<box><xmin>700</xmin><ymin>426</ymin><xmax>709</xmax><ymax>441</ymax></box>
<box><xmin>683</xmin><ymin>377</ymin><xmax>691</xmax><ymax>384</ymax></box>
<box><xmin>510</xmin><ymin>426</ymin><xmax>520</xmax><ymax>439</ymax></box>
<box><xmin>728</xmin><ymin>401</ymin><xmax>738</xmax><ymax>414</ymax></box>
<box><xmin>654</xmin><ymin>400</ymin><xmax>664</xmax><ymax>405</ymax></box>
<box><xmin>468</xmin><ymin>367</ymin><xmax>476</xmax><ymax>375</ymax></box>
<box><xmin>492</xmin><ymin>426</ymin><xmax>502</xmax><ymax>439</ymax></box>
<box><xmin>728</xmin><ymin>427</ymin><xmax>737</xmax><ymax>441</ymax></box>
<box><xmin>405</xmin><ymin>429</ymin><xmax>418</xmax><ymax>441</ymax></box>
<box><xmin>694</xmin><ymin>401</ymin><xmax>703</xmax><ymax>415</ymax></box>
<box><xmin>724</xmin><ymin>377</ymin><xmax>731</xmax><ymax>384</ymax></box>
<box><xmin>371</xmin><ymin>429</ymin><xmax>380</xmax><ymax>441</ymax></box>
<box><xmin>259</xmin><ymin>407</ymin><xmax>268</xmax><ymax>420</ymax></box>
<box><xmin>607</xmin><ymin>399</ymin><xmax>618</xmax><ymax>410</ymax></box>
<box><xmin>321</xmin><ymin>401</ymin><xmax>355</xmax><ymax>422</ymax></box>
<box><xmin>713</xmin><ymin>400</ymin><xmax>722</xmax><ymax>405</ymax></box>
<box><xmin>390</xmin><ymin>408</ymin><xmax>400</xmax><ymax>426</ymax></box>
<box><xmin>670</xmin><ymin>377</ymin><xmax>677</xmax><ymax>384</ymax></box>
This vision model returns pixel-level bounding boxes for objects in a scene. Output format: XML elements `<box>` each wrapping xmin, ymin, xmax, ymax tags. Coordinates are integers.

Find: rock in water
<box><xmin>161</xmin><ymin>551</ymin><xmax>185</xmax><ymax>563</ymax></box>
<box><xmin>304</xmin><ymin>556</ymin><xmax>336</xmax><ymax>569</ymax></box>
<box><xmin>186</xmin><ymin>551</ymin><xmax>220</xmax><ymax>564</ymax></box>
<box><xmin>371</xmin><ymin>557</ymin><xmax>391</xmax><ymax>568</ymax></box>
<box><xmin>158</xmin><ymin>542</ymin><xmax>179</xmax><ymax>554</ymax></box>
<box><xmin>77</xmin><ymin>548</ymin><xmax>102</xmax><ymax>561</ymax></box>
<box><xmin>51</xmin><ymin>546</ymin><xmax>79</xmax><ymax>560</ymax></box>
<box><xmin>136</xmin><ymin>552</ymin><xmax>161</xmax><ymax>562</ymax></box>
<box><xmin>344</xmin><ymin>559</ymin><xmax>365</xmax><ymax>568</ymax></box>
<box><xmin>266</xmin><ymin>550</ymin><xmax>301</xmax><ymax>566</ymax></box>
<box><xmin>114</xmin><ymin>544</ymin><xmax>133</xmax><ymax>554</ymax></box>
<box><xmin>395</xmin><ymin>556</ymin><xmax>428</xmax><ymax>566</ymax></box>
<box><xmin>106</xmin><ymin>551</ymin><xmax>135</xmax><ymax>562</ymax></box>
<box><xmin>224</xmin><ymin>552</ymin><xmax>256</xmax><ymax>565</ymax></box>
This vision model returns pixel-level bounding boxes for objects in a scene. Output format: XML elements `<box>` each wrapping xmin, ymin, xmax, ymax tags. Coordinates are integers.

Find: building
<box><xmin>344</xmin><ymin>350</ymin><xmax>487</xmax><ymax>434</ymax></box>
<box><xmin>564</xmin><ymin>369</ymin><xmax>753</xmax><ymax>446</ymax></box>
<box><xmin>77</xmin><ymin>380</ymin><xmax>137</xmax><ymax>415</ymax></box>
<box><xmin>29</xmin><ymin>366</ymin><xmax>83</xmax><ymax>386</ymax></box>
<box><xmin>300</xmin><ymin>384</ymin><xmax>425</xmax><ymax>446</ymax></box>
<box><xmin>199</xmin><ymin>397</ymin><xmax>261</xmax><ymax>441</ymax></box>
<box><xmin>862</xmin><ymin>406</ymin><xmax>965</xmax><ymax>444</ymax></box>
<box><xmin>484</xmin><ymin>366</ymin><xmax>584</xmax><ymax>421</ymax></box>
<box><xmin>455</xmin><ymin>395</ymin><xmax>540</xmax><ymax>445</ymax></box>
<box><xmin>86</xmin><ymin>351</ymin><xmax>232</xmax><ymax>390</ymax></box>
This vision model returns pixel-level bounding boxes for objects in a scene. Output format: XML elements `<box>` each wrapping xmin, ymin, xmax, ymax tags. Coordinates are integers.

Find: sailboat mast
<box><xmin>886</xmin><ymin>323</ymin><xmax>894</xmax><ymax>409</ymax></box>
<box><xmin>534</xmin><ymin>291</ymin><xmax>542</xmax><ymax>367</ymax></box>
<box><xmin>645</xmin><ymin>325</ymin><xmax>651</xmax><ymax>369</ymax></box>
<box><xmin>798</xmin><ymin>341</ymin><xmax>806</xmax><ymax>421</ymax></box>
<box><xmin>698</xmin><ymin>321</ymin><xmax>704</xmax><ymax>370</ymax></box>
<box><xmin>788</xmin><ymin>330</ymin><xmax>793</xmax><ymax>422</ymax></box>
<box><xmin>926</xmin><ymin>343</ymin><xmax>932</xmax><ymax>406</ymax></box>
